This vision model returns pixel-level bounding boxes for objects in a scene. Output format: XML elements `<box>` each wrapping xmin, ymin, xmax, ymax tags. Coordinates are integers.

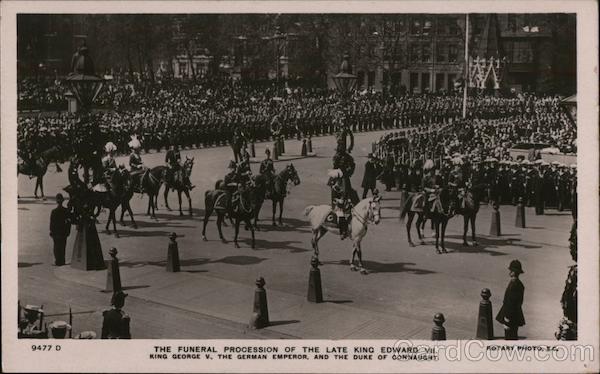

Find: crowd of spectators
<box><xmin>18</xmin><ymin>78</ymin><xmax>576</xmax><ymax>164</ymax></box>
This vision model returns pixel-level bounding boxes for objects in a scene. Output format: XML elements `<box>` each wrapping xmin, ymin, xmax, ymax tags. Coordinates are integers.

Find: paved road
<box><xmin>18</xmin><ymin>130</ymin><xmax>574</xmax><ymax>339</ymax></box>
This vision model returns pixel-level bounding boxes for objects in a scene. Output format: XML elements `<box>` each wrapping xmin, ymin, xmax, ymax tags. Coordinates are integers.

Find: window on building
<box><xmin>357</xmin><ymin>71</ymin><xmax>365</xmax><ymax>89</ymax></box>
<box><xmin>423</xmin><ymin>18</ymin><xmax>433</xmax><ymax>35</ymax></box>
<box><xmin>410</xmin><ymin>17</ymin><xmax>422</xmax><ymax>35</ymax></box>
<box><xmin>422</xmin><ymin>43</ymin><xmax>432</xmax><ymax>62</ymax></box>
<box><xmin>410</xmin><ymin>43</ymin><xmax>420</xmax><ymax>62</ymax></box>
<box><xmin>395</xmin><ymin>19</ymin><xmax>407</xmax><ymax>33</ymax></box>
<box><xmin>436</xmin><ymin>73</ymin><xmax>445</xmax><ymax>92</ymax></box>
<box><xmin>511</xmin><ymin>41</ymin><xmax>533</xmax><ymax>63</ymax></box>
<box><xmin>421</xmin><ymin>72</ymin><xmax>430</xmax><ymax>92</ymax></box>
<box><xmin>410</xmin><ymin>72</ymin><xmax>419</xmax><ymax>92</ymax></box>
<box><xmin>507</xmin><ymin>14</ymin><xmax>517</xmax><ymax>32</ymax></box>
<box><xmin>448</xmin><ymin>17</ymin><xmax>459</xmax><ymax>35</ymax></box>
<box><xmin>448</xmin><ymin>44</ymin><xmax>458</xmax><ymax>62</ymax></box>
<box><xmin>368</xmin><ymin>71</ymin><xmax>375</xmax><ymax>88</ymax></box>
<box><xmin>436</xmin><ymin>43</ymin><xmax>447</xmax><ymax>62</ymax></box>
<box><xmin>392</xmin><ymin>46</ymin><xmax>403</xmax><ymax>65</ymax></box>
<box><xmin>447</xmin><ymin>73</ymin><xmax>457</xmax><ymax>90</ymax></box>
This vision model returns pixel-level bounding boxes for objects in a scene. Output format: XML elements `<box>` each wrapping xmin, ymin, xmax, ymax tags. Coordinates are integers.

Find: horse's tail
<box><xmin>399</xmin><ymin>194</ymin><xmax>412</xmax><ymax>221</ymax></box>
<box><xmin>304</xmin><ymin>205</ymin><xmax>315</xmax><ymax>217</ymax></box>
<box><xmin>215</xmin><ymin>179</ymin><xmax>223</xmax><ymax>190</ymax></box>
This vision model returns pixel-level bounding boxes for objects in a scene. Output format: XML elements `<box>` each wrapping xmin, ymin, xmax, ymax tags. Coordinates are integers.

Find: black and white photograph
<box><xmin>2</xmin><ymin>1</ymin><xmax>598</xmax><ymax>373</ymax></box>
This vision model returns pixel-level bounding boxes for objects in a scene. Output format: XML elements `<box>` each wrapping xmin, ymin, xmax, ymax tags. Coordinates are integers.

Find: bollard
<box><xmin>280</xmin><ymin>137</ymin><xmax>285</xmax><ymax>155</ymax></box>
<box><xmin>273</xmin><ymin>142</ymin><xmax>279</xmax><ymax>160</ymax></box>
<box><xmin>301</xmin><ymin>139</ymin><xmax>307</xmax><ymax>157</ymax></box>
<box><xmin>307</xmin><ymin>256</ymin><xmax>323</xmax><ymax>303</ymax></box>
<box><xmin>166</xmin><ymin>232</ymin><xmax>181</xmax><ymax>272</ymax></box>
<box><xmin>105</xmin><ymin>247</ymin><xmax>122</xmax><ymax>292</ymax></box>
<box><xmin>249</xmin><ymin>277</ymin><xmax>269</xmax><ymax>329</ymax></box>
<box><xmin>250</xmin><ymin>142</ymin><xmax>256</xmax><ymax>158</ymax></box>
<box><xmin>307</xmin><ymin>137</ymin><xmax>313</xmax><ymax>153</ymax></box>
<box><xmin>431</xmin><ymin>312</ymin><xmax>446</xmax><ymax>340</ymax></box>
<box><xmin>476</xmin><ymin>288</ymin><xmax>494</xmax><ymax>339</ymax></box>
<box><xmin>489</xmin><ymin>203</ymin><xmax>501</xmax><ymax>236</ymax></box>
<box><xmin>515</xmin><ymin>198</ymin><xmax>526</xmax><ymax>228</ymax></box>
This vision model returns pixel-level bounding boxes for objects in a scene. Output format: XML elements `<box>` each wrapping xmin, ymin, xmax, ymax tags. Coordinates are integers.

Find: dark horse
<box><xmin>91</xmin><ymin>168</ymin><xmax>132</xmax><ymax>237</ymax></box>
<box><xmin>400</xmin><ymin>187</ymin><xmax>455</xmax><ymax>254</ymax></box>
<box><xmin>254</xmin><ymin>163</ymin><xmax>301</xmax><ymax>227</ymax></box>
<box><xmin>164</xmin><ymin>156</ymin><xmax>194</xmax><ymax>216</ymax></box>
<box><xmin>131</xmin><ymin>166</ymin><xmax>167</xmax><ymax>219</ymax></box>
<box><xmin>203</xmin><ymin>180</ymin><xmax>262</xmax><ymax>249</ymax></box>
<box><xmin>17</xmin><ymin>146</ymin><xmax>62</xmax><ymax>199</ymax></box>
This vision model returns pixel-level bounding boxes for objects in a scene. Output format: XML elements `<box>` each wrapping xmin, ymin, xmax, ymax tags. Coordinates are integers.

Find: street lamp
<box><xmin>64</xmin><ymin>42</ymin><xmax>106</xmax><ymax>271</ymax></box>
<box><xmin>66</xmin><ymin>43</ymin><xmax>104</xmax><ymax>111</ymax></box>
<box><xmin>332</xmin><ymin>52</ymin><xmax>357</xmax><ymax>98</ymax></box>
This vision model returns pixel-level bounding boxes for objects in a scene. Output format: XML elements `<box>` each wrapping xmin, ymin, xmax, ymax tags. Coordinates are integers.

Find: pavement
<box><xmin>18</xmin><ymin>130</ymin><xmax>574</xmax><ymax>339</ymax></box>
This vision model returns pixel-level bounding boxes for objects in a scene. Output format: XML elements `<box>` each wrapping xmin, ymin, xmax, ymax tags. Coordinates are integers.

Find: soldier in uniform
<box><xmin>102</xmin><ymin>142</ymin><xmax>118</xmax><ymax>176</ymax></box>
<box><xmin>259</xmin><ymin>148</ymin><xmax>275</xmax><ymax>198</ymax></box>
<box><xmin>496</xmin><ymin>260</ymin><xmax>526</xmax><ymax>340</ymax></box>
<box><xmin>128</xmin><ymin>136</ymin><xmax>144</xmax><ymax>173</ymax></box>
<box><xmin>165</xmin><ymin>142</ymin><xmax>181</xmax><ymax>187</ymax></box>
<box><xmin>335</xmin><ymin>114</ymin><xmax>354</xmax><ymax>154</ymax></box>
<box><xmin>329</xmin><ymin>169</ymin><xmax>352</xmax><ymax>240</ymax></box>
<box><xmin>332</xmin><ymin>143</ymin><xmax>357</xmax><ymax>204</ymax></box>
<box><xmin>101</xmin><ymin>291</ymin><xmax>131</xmax><ymax>339</ymax></box>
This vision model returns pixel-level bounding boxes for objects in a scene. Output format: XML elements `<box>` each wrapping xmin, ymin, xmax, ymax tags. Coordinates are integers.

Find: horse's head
<box><xmin>286</xmin><ymin>164</ymin><xmax>301</xmax><ymax>186</ymax></box>
<box><xmin>368</xmin><ymin>195</ymin><xmax>382</xmax><ymax>225</ymax></box>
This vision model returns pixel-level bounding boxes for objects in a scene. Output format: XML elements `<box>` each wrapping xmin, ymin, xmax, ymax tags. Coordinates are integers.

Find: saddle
<box><xmin>214</xmin><ymin>191</ymin><xmax>230</xmax><ymax>211</ymax></box>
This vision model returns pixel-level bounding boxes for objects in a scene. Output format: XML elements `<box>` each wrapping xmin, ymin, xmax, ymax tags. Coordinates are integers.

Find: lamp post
<box><xmin>332</xmin><ymin>52</ymin><xmax>357</xmax><ymax>153</ymax></box>
<box><xmin>65</xmin><ymin>42</ymin><xmax>107</xmax><ymax>271</ymax></box>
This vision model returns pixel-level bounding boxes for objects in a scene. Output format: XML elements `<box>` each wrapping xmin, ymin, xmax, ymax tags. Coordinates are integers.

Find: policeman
<box><xmin>260</xmin><ymin>148</ymin><xmax>275</xmax><ymax>198</ymax></box>
<box><xmin>101</xmin><ymin>291</ymin><xmax>131</xmax><ymax>339</ymax></box>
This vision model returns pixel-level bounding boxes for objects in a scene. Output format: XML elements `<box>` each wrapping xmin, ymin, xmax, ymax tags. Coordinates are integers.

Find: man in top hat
<box><xmin>496</xmin><ymin>259</ymin><xmax>525</xmax><ymax>340</ymax></box>
<box><xmin>361</xmin><ymin>153</ymin><xmax>379</xmax><ymax>199</ymax></box>
<box><xmin>49</xmin><ymin>193</ymin><xmax>71</xmax><ymax>266</ymax></box>
<box><xmin>101</xmin><ymin>291</ymin><xmax>131</xmax><ymax>339</ymax></box>
<box><xmin>260</xmin><ymin>148</ymin><xmax>276</xmax><ymax>199</ymax></box>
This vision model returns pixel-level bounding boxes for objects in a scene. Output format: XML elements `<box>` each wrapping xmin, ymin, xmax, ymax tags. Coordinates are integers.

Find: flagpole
<box><xmin>462</xmin><ymin>13</ymin><xmax>469</xmax><ymax>119</ymax></box>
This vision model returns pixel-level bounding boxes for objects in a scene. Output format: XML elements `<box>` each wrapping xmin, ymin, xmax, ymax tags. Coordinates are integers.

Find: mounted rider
<box><xmin>235</xmin><ymin>150</ymin><xmax>253</xmax><ymax>187</ymax></box>
<box><xmin>165</xmin><ymin>142</ymin><xmax>194</xmax><ymax>190</ymax></box>
<box><xmin>422</xmin><ymin>159</ymin><xmax>442</xmax><ymax>214</ymax></box>
<box><xmin>260</xmin><ymin>147</ymin><xmax>275</xmax><ymax>198</ymax></box>
<box><xmin>332</xmin><ymin>142</ymin><xmax>357</xmax><ymax>204</ymax></box>
<box><xmin>92</xmin><ymin>142</ymin><xmax>118</xmax><ymax>192</ymax></box>
<box><xmin>329</xmin><ymin>169</ymin><xmax>352</xmax><ymax>240</ymax></box>
<box><xmin>128</xmin><ymin>135</ymin><xmax>145</xmax><ymax>193</ymax></box>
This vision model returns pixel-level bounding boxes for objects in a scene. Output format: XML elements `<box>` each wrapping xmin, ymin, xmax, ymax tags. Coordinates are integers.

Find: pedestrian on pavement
<box><xmin>49</xmin><ymin>193</ymin><xmax>71</xmax><ymax>266</ymax></box>
<box><xmin>361</xmin><ymin>153</ymin><xmax>379</xmax><ymax>199</ymax></box>
<box><xmin>101</xmin><ymin>291</ymin><xmax>131</xmax><ymax>339</ymax></box>
<box><xmin>496</xmin><ymin>259</ymin><xmax>525</xmax><ymax>340</ymax></box>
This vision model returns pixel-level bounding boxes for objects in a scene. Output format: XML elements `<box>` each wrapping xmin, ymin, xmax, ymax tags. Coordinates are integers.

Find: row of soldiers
<box><xmin>376</xmin><ymin>134</ymin><xmax>577</xmax><ymax>215</ymax></box>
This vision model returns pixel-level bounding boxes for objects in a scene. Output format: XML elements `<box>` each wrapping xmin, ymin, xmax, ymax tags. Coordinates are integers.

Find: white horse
<box><xmin>304</xmin><ymin>196</ymin><xmax>382</xmax><ymax>274</ymax></box>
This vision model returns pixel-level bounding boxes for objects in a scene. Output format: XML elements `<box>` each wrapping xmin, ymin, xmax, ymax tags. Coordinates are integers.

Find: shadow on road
<box><xmin>247</xmin><ymin>238</ymin><xmax>310</xmax><ymax>253</ymax></box>
<box><xmin>212</xmin><ymin>255</ymin><xmax>267</xmax><ymax>266</ymax></box>
<box><xmin>444</xmin><ymin>235</ymin><xmax>542</xmax><ymax>255</ymax></box>
<box><xmin>18</xmin><ymin>262</ymin><xmax>43</xmax><ymax>268</ymax></box>
<box><xmin>268</xmin><ymin>319</ymin><xmax>300</xmax><ymax>327</ymax></box>
<box><xmin>322</xmin><ymin>259</ymin><xmax>436</xmax><ymax>275</ymax></box>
